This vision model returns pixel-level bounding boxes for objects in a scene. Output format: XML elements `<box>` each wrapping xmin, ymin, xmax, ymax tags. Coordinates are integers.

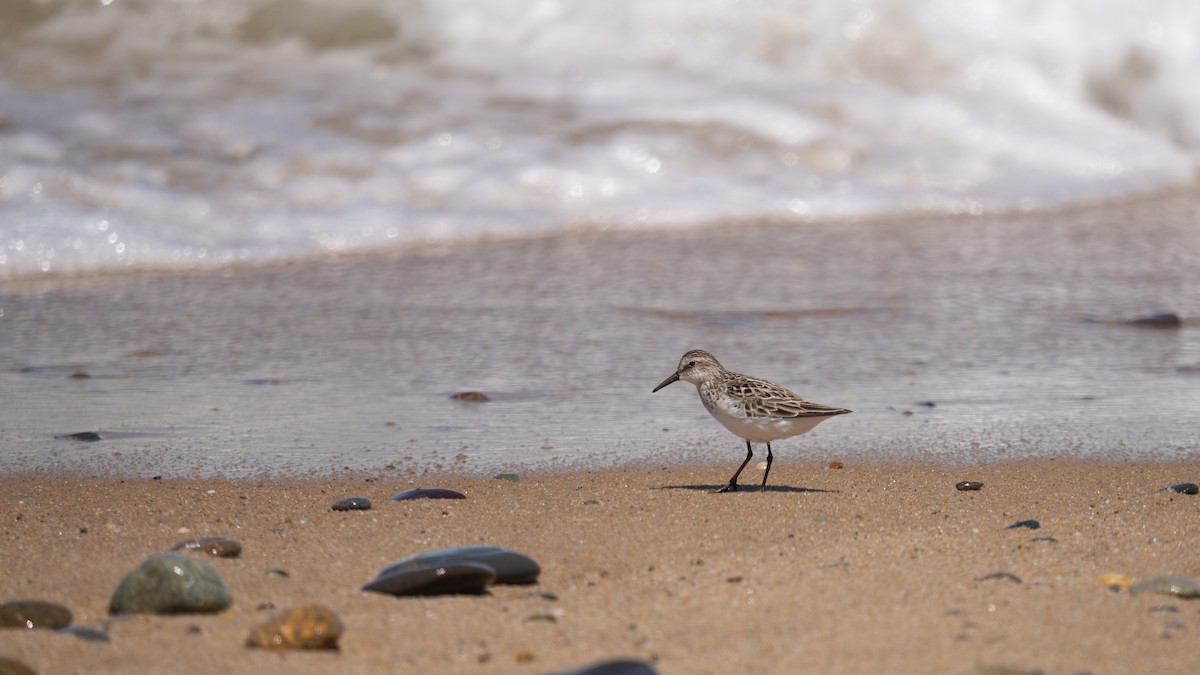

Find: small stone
<box><xmin>551</xmin><ymin>659</ymin><xmax>660</xmax><ymax>675</ymax></box>
<box><xmin>0</xmin><ymin>600</ymin><xmax>72</xmax><ymax>629</ymax></box>
<box><xmin>109</xmin><ymin>552</ymin><xmax>232</xmax><ymax>615</ymax></box>
<box><xmin>956</xmin><ymin>481</ymin><xmax>983</xmax><ymax>491</ymax></box>
<box><xmin>373</xmin><ymin>545</ymin><xmax>540</xmax><ymax>586</ymax></box>
<box><xmin>451</xmin><ymin>391</ymin><xmax>489</xmax><ymax>402</ymax></box>
<box><xmin>493</xmin><ymin>473</ymin><xmax>520</xmax><ymax>482</ymax></box>
<box><xmin>57</xmin><ymin>625</ymin><xmax>110</xmax><ymax>642</ymax></box>
<box><xmin>58</xmin><ymin>431</ymin><xmax>101</xmax><ymax>442</ymax></box>
<box><xmin>1098</xmin><ymin>573</ymin><xmax>1132</xmax><ymax>589</ymax></box>
<box><xmin>1123</xmin><ymin>312</ymin><xmax>1182</xmax><ymax>328</ymax></box>
<box><xmin>390</xmin><ymin>487</ymin><xmax>466</xmax><ymax>501</ymax></box>
<box><xmin>362</xmin><ymin>560</ymin><xmax>496</xmax><ymax>597</ymax></box>
<box><xmin>171</xmin><ymin>535</ymin><xmax>243</xmax><ymax>558</ymax></box>
<box><xmin>1166</xmin><ymin>482</ymin><xmax>1199</xmax><ymax>495</ymax></box>
<box><xmin>1007</xmin><ymin>519</ymin><xmax>1040</xmax><ymax>530</ymax></box>
<box><xmin>1129</xmin><ymin>574</ymin><xmax>1200</xmax><ymax>598</ymax></box>
<box><xmin>331</xmin><ymin>496</ymin><xmax>372</xmax><ymax>511</ymax></box>
<box><xmin>828</xmin><ymin>461</ymin><xmax>844</xmax><ymax>469</ymax></box>
<box><xmin>246</xmin><ymin>604</ymin><xmax>343</xmax><ymax>650</ymax></box>
<box><xmin>975</xmin><ymin>572</ymin><xmax>1022</xmax><ymax>584</ymax></box>
<box><xmin>0</xmin><ymin>656</ymin><xmax>37</xmax><ymax>675</ymax></box>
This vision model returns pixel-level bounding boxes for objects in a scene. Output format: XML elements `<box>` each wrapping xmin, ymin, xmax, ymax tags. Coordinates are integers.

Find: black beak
<box><xmin>652</xmin><ymin>372</ymin><xmax>679</xmax><ymax>393</ymax></box>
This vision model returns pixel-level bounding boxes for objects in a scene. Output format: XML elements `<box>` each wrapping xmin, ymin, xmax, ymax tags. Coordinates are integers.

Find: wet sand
<box><xmin>3</xmin><ymin>459</ymin><xmax>1200</xmax><ymax>674</ymax></box>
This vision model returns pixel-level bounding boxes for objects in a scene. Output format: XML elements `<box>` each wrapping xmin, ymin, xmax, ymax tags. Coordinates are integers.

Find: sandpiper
<box><xmin>653</xmin><ymin>349</ymin><xmax>850</xmax><ymax>492</ymax></box>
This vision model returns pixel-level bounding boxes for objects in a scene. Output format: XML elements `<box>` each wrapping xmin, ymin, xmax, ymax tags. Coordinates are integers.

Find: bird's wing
<box><xmin>728</xmin><ymin>375</ymin><xmax>851</xmax><ymax>418</ymax></box>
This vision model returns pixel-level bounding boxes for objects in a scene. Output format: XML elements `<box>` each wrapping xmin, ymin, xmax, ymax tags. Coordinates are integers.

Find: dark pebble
<box><xmin>1030</xmin><ymin>536</ymin><xmax>1058</xmax><ymax>543</ymax></box>
<box><xmin>171</xmin><ymin>536</ymin><xmax>243</xmax><ymax>558</ymax></box>
<box><xmin>109</xmin><ymin>552</ymin><xmax>232</xmax><ymax>615</ymax></box>
<box><xmin>1166</xmin><ymin>482</ymin><xmax>1199</xmax><ymax>495</ymax></box>
<box><xmin>1007</xmin><ymin>519</ymin><xmax>1040</xmax><ymax>530</ymax></box>
<box><xmin>451</xmin><ymin>391</ymin><xmax>489</xmax><ymax>402</ymax></box>
<box><xmin>57</xmin><ymin>625</ymin><xmax>110</xmax><ymax>642</ymax></box>
<box><xmin>976</xmin><ymin>572</ymin><xmax>1022</xmax><ymax>584</ymax></box>
<box><xmin>375</xmin><ymin>545</ymin><xmax>540</xmax><ymax>586</ymax></box>
<box><xmin>332</xmin><ymin>496</ymin><xmax>372</xmax><ymax>511</ymax></box>
<box><xmin>362</xmin><ymin>560</ymin><xmax>496</xmax><ymax>597</ymax></box>
<box><xmin>390</xmin><ymin>487</ymin><xmax>467</xmax><ymax>501</ymax></box>
<box><xmin>0</xmin><ymin>600</ymin><xmax>72</xmax><ymax>629</ymax></box>
<box><xmin>1123</xmin><ymin>312</ymin><xmax>1182</xmax><ymax>328</ymax></box>
<box><xmin>916</xmin><ymin>401</ymin><xmax>936</xmax><ymax>408</ymax></box>
<box><xmin>69</xmin><ymin>371</ymin><xmax>91</xmax><ymax>379</ymax></box>
<box><xmin>58</xmin><ymin>431</ymin><xmax>101</xmax><ymax>442</ymax></box>
<box><xmin>246</xmin><ymin>604</ymin><xmax>343</xmax><ymax>650</ymax></box>
<box><xmin>551</xmin><ymin>659</ymin><xmax>660</xmax><ymax>675</ymax></box>
<box><xmin>0</xmin><ymin>656</ymin><xmax>37</xmax><ymax>675</ymax></box>
<box><xmin>955</xmin><ymin>481</ymin><xmax>983</xmax><ymax>491</ymax></box>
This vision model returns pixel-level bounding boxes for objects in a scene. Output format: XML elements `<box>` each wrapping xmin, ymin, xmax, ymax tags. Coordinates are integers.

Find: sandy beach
<box><xmin>2</xmin><ymin>191</ymin><xmax>1198</xmax><ymax>674</ymax></box>
<box><xmin>2</xmin><ymin>459</ymin><xmax>1199</xmax><ymax>674</ymax></box>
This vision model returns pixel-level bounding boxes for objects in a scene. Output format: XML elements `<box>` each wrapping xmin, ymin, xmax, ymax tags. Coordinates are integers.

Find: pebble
<box><xmin>390</xmin><ymin>487</ymin><xmax>467</xmax><ymax>501</ymax></box>
<box><xmin>976</xmin><ymin>572</ymin><xmax>1022</xmax><ymax>584</ymax></box>
<box><xmin>109</xmin><ymin>552</ymin><xmax>232</xmax><ymax>615</ymax></box>
<box><xmin>1122</xmin><ymin>312</ymin><xmax>1182</xmax><ymax>328</ymax></box>
<box><xmin>1098</xmin><ymin>573</ymin><xmax>1132</xmax><ymax>590</ymax></box>
<box><xmin>493</xmin><ymin>473</ymin><xmax>520</xmax><ymax>482</ymax></box>
<box><xmin>1007</xmin><ymin>519</ymin><xmax>1040</xmax><ymax>530</ymax></box>
<box><xmin>0</xmin><ymin>657</ymin><xmax>37</xmax><ymax>675</ymax></box>
<box><xmin>375</xmin><ymin>545</ymin><xmax>541</xmax><ymax>585</ymax></box>
<box><xmin>1166</xmin><ymin>482</ymin><xmax>1199</xmax><ymax>495</ymax></box>
<box><xmin>451</xmin><ymin>391</ymin><xmax>489</xmax><ymax>402</ymax></box>
<box><xmin>362</xmin><ymin>560</ymin><xmax>496</xmax><ymax>597</ymax></box>
<box><xmin>57</xmin><ymin>625</ymin><xmax>111</xmax><ymax>642</ymax></box>
<box><xmin>58</xmin><ymin>431</ymin><xmax>101</xmax><ymax>442</ymax></box>
<box><xmin>331</xmin><ymin>496</ymin><xmax>372</xmax><ymax>511</ymax></box>
<box><xmin>0</xmin><ymin>600</ymin><xmax>72</xmax><ymax>629</ymax></box>
<box><xmin>955</xmin><ymin>481</ymin><xmax>983</xmax><ymax>491</ymax></box>
<box><xmin>1129</xmin><ymin>574</ymin><xmax>1200</xmax><ymax>598</ymax></box>
<box><xmin>551</xmin><ymin>659</ymin><xmax>660</xmax><ymax>675</ymax></box>
<box><xmin>171</xmin><ymin>536</ymin><xmax>243</xmax><ymax>558</ymax></box>
<box><xmin>246</xmin><ymin>604</ymin><xmax>343</xmax><ymax>650</ymax></box>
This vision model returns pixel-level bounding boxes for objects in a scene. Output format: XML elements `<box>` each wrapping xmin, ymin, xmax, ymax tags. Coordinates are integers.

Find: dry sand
<box><xmin>3</xmin><ymin>459</ymin><xmax>1199</xmax><ymax>674</ymax></box>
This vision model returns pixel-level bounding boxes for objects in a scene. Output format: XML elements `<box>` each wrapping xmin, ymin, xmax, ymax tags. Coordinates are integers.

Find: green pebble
<box><xmin>109</xmin><ymin>552</ymin><xmax>231</xmax><ymax>615</ymax></box>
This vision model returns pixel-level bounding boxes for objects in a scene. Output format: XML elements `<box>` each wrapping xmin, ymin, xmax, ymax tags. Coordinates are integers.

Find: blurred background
<box><xmin>2</xmin><ymin>0</ymin><xmax>1198</xmax><ymax>278</ymax></box>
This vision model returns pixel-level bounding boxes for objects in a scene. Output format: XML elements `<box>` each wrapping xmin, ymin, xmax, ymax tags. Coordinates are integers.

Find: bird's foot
<box><xmin>713</xmin><ymin>483</ymin><xmax>738</xmax><ymax>494</ymax></box>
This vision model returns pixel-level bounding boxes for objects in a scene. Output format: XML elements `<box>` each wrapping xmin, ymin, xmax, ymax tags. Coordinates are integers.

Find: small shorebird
<box><xmin>653</xmin><ymin>349</ymin><xmax>851</xmax><ymax>492</ymax></box>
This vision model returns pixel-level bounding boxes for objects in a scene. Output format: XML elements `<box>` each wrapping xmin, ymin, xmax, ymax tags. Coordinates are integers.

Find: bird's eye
<box><xmin>687</xmin><ymin>360</ymin><xmax>696</xmax><ymax>368</ymax></box>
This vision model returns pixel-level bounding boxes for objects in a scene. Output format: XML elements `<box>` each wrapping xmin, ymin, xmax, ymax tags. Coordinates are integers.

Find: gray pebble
<box><xmin>376</xmin><ymin>545</ymin><xmax>541</xmax><ymax>585</ymax></box>
<box><xmin>332</xmin><ymin>496</ymin><xmax>372</xmax><ymax>511</ymax></box>
<box><xmin>109</xmin><ymin>552</ymin><xmax>231</xmax><ymax>615</ymax></box>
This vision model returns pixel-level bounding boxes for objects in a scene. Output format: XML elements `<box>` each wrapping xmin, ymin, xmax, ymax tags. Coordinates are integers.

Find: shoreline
<box><xmin>3</xmin><ymin>458</ymin><xmax>1199</xmax><ymax>674</ymax></box>
<box><xmin>3</xmin><ymin>180</ymin><xmax>1196</xmax><ymax>290</ymax></box>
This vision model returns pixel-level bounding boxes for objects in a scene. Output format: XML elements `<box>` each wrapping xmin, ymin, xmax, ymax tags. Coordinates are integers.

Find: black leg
<box><xmin>760</xmin><ymin>442</ymin><xmax>774</xmax><ymax>491</ymax></box>
<box><xmin>715</xmin><ymin>440</ymin><xmax>753</xmax><ymax>493</ymax></box>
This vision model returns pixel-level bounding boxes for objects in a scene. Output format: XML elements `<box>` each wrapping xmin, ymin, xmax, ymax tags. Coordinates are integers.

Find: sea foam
<box><xmin>1</xmin><ymin>0</ymin><xmax>1197</xmax><ymax>278</ymax></box>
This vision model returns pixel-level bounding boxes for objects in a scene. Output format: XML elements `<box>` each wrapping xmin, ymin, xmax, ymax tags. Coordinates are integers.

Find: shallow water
<box><xmin>2</xmin><ymin>192</ymin><xmax>1197</xmax><ymax>477</ymax></box>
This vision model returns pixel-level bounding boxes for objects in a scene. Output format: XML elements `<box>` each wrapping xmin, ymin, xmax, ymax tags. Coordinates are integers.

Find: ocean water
<box><xmin>3</xmin><ymin>0</ymin><xmax>1200</xmax><ymax>279</ymax></box>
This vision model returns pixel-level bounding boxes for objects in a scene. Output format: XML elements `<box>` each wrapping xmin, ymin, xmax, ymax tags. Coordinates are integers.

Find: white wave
<box><xmin>1</xmin><ymin>0</ymin><xmax>1197</xmax><ymax>277</ymax></box>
